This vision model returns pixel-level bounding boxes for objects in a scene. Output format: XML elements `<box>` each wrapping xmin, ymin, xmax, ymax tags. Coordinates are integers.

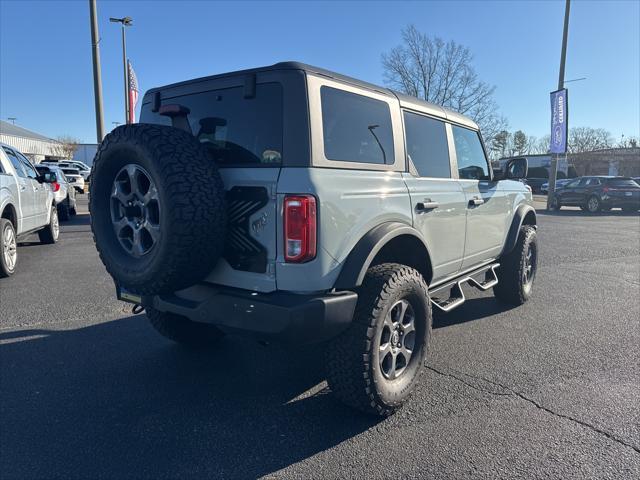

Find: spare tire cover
<box><xmin>89</xmin><ymin>124</ymin><xmax>226</xmax><ymax>295</ymax></box>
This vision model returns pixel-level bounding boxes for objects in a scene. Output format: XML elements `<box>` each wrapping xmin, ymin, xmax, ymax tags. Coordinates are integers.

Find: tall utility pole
<box><xmin>547</xmin><ymin>0</ymin><xmax>571</xmax><ymax>210</ymax></box>
<box><xmin>89</xmin><ymin>0</ymin><xmax>105</xmax><ymax>142</ymax></box>
<box><xmin>110</xmin><ymin>17</ymin><xmax>133</xmax><ymax>124</ymax></box>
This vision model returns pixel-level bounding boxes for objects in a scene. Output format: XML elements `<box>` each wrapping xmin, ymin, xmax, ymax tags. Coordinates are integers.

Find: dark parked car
<box><xmin>550</xmin><ymin>176</ymin><xmax>640</xmax><ymax>212</ymax></box>
<box><xmin>524</xmin><ymin>177</ymin><xmax>548</xmax><ymax>194</ymax></box>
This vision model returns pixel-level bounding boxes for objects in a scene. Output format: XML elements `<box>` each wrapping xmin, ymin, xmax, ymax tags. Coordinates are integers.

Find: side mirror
<box><xmin>504</xmin><ymin>158</ymin><xmax>528</xmax><ymax>180</ymax></box>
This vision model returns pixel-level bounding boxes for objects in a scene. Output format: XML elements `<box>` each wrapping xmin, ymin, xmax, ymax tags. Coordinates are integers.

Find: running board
<box><xmin>429</xmin><ymin>263</ymin><xmax>500</xmax><ymax>313</ymax></box>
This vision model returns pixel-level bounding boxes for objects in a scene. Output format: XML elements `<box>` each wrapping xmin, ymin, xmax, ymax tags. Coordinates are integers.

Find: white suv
<box><xmin>0</xmin><ymin>143</ymin><xmax>59</xmax><ymax>277</ymax></box>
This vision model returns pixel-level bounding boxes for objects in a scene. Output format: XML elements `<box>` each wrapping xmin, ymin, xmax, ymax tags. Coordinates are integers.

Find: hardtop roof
<box><xmin>145</xmin><ymin>61</ymin><xmax>478</xmax><ymax>130</ymax></box>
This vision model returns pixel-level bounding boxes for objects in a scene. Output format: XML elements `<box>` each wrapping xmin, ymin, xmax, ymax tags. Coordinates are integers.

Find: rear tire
<box><xmin>146</xmin><ymin>307</ymin><xmax>225</xmax><ymax>347</ymax></box>
<box><xmin>325</xmin><ymin>263</ymin><xmax>431</xmax><ymax>416</ymax></box>
<box><xmin>38</xmin><ymin>206</ymin><xmax>59</xmax><ymax>244</ymax></box>
<box><xmin>57</xmin><ymin>201</ymin><xmax>70</xmax><ymax>221</ymax></box>
<box><xmin>0</xmin><ymin>219</ymin><xmax>17</xmax><ymax>278</ymax></box>
<box><xmin>494</xmin><ymin>225</ymin><xmax>537</xmax><ymax>305</ymax></box>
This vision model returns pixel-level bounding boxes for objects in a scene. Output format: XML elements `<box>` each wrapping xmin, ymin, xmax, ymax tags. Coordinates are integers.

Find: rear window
<box><xmin>606</xmin><ymin>178</ymin><xmax>638</xmax><ymax>187</ymax></box>
<box><xmin>62</xmin><ymin>169</ymin><xmax>80</xmax><ymax>176</ymax></box>
<box><xmin>140</xmin><ymin>83</ymin><xmax>283</xmax><ymax>166</ymax></box>
<box><xmin>321</xmin><ymin>86</ymin><xmax>394</xmax><ymax>165</ymax></box>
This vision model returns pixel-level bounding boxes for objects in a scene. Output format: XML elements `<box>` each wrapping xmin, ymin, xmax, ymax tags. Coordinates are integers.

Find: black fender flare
<box><xmin>501</xmin><ymin>204</ymin><xmax>537</xmax><ymax>256</ymax></box>
<box><xmin>334</xmin><ymin>222</ymin><xmax>432</xmax><ymax>289</ymax></box>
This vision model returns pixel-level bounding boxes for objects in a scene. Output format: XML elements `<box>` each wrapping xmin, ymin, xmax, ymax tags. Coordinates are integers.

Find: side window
<box><xmin>451</xmin><ymin>126</ymin><xmax>490</xmax><ymax>180</ymax></box>
<box><xmin>403</xmin><ymin>111</ymin><xmax>451</xmax><ymax>178</ymax></box>
<box><xmin>578</xmin><ymin>178</ymin><xmax>590</xmax><ymax>187</ymax></box>
<box><xmin>17</xmin><ymin>153</ymin><xmax>38</xmax><ymax>179</ymax></box>
<box><xmin>587</xmin><ymin>178</ymin><xmax>601</xmax><ymax>186</ymax></box>
<box><xmin>321</xmin><ymin>86</ymin><xmax>394</xmax><ymax>165</ymax></box>
<box><xmin>2</xmin><ymin>147</ymin><xmax>27</xmax><ymax>178</ymax></box>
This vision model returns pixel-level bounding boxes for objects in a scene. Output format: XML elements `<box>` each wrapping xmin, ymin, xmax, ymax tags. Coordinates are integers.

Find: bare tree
<box><xmin>53</xmin><ymin>135</ymin><xmax>80</xmax><ymax>159</ymax></box>
<box><xmin>616</xmin><ymin>136</ymin><xmax>639</xmax><ymax>149</ymax></box>
<box><xmin>568</xmin><ymin>127</ymin><xmax>612</xmax><ymax>153</ymax></box>
<box><xmin>382</xmin><ymin>25</ymin><xmax>503</xmax><ymax>144</ymax></box>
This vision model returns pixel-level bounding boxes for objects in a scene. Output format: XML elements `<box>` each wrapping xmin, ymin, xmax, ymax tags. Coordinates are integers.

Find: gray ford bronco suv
<box><xmin>90</xmin><ymin>62</ymin><xmax>537</xmax><ymax>416</ymax></box>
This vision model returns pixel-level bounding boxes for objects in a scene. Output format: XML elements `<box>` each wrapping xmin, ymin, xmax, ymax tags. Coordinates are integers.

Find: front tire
<box><xmin>586</xmin><ymin>195</ymin><xmax>601</xmax><ymax>213</ymax></box>
<box><xmin>146</xmin><ymin>307</ymin><xmax>225</xmax><ymax>347</ymax></box>
<box><xmin>494</xmin><ymin>225</ymin><xmax>538</xmax><ymax>305</ymax></box>
<box><xmin>325</xmin><ymin>263</ymin><xmax>432</xmax><ymax>416</ymax></box>
<box><xmin>38</xmin><ymin>206</ymin><xmax>59</xmax><ymax>244</ymax></box>
<box><xmin>0</xmin><ymin>219</ymin><xmax>17</xmax><ymax>278</ymax></box>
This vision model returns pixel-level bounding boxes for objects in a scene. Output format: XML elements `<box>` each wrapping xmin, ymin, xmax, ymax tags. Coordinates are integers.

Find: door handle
<box><xmin>469</xmin><ymin>196</ymin><xmax>485</xmax><ymax>207</ymax></box>
<box><xmin>416</xmin><ymin>199</ymin><xmax>440</xmax><ymax>212</ymax></box>
<box><xmin>20</xmin><ymin>185</ymin><xmax>26</xmax><ymax>192</ymax></box>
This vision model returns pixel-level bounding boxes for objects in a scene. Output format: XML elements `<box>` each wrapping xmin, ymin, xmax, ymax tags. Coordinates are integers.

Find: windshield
<box><xmin>140</xmin><ymin>83</ymin><xmax>283</xmax><ymax>167</ymax></box>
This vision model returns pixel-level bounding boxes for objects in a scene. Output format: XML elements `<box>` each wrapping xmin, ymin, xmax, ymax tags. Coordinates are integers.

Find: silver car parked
<box><xmin>1</xmin><ymin>143</ymin><xmax>59</xmax><ymax>277</ymax></box>
<box><xmin>35</xmin><ymin>164</ymin><xmax>77</xmax><ymax>221</ymax></box>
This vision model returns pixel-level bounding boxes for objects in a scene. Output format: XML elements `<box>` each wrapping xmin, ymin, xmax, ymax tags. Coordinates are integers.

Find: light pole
<box><xmin>110</xmin><ymin>16</ymin><xmax>133</xmax><ymax>124</ymax></box>
<box><xmin>547</xmin><ymin>0</ymin><xmax>571</xmax><ymax>210</ymax></box>
<box><xmin>7</xmin><ymin>117</ymin><xmax>17</xmax><ymax>125</ymax></box>
<box><xmin>89</xmin><ymin>0</ymin><xmax>105</xmax><ymax>142</ymax></box>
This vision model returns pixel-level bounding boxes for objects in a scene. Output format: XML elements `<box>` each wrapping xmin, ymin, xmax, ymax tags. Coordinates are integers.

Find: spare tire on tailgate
<box><xmin>90</xmin><ymin>124</ymin><xmax>226</xmax><ymax>295</ymax></box>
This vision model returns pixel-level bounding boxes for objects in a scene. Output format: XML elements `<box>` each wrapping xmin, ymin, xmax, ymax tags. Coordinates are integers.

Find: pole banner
<box><xmin>550</xmin><ymin>88</ymin><xmax>568</xmax><ymax>154</ymax></box>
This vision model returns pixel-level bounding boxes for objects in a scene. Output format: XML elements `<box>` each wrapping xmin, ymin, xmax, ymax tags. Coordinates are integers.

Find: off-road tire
<box><xmin>494</xmin><ymin>225</ymin><xmax>537</xmax><ymax>305</ymax></box>
<box><xmin>38</xmin><ymin>206</ymin><xmax>59</xmax><ymax>244</ymax></box>
<box><xmin>325</xmin><ymin>263</ymin><xmax>432</xmax><ymax>416</ymax></box>
<box><xmin>89</xmin><ymin>124</ymin><xmax>227</xmax><ymax>295</ymax></box>
<box><xmin>57</xmin><ymin>201</ymin><xmax>70</xmax><ymax>221</ymax></box>
<box><xmin>146</xmin><ymin>306</ymin><xmax>225</xmax><ymax>347</ymax></box>
<box><xmin>0</xmin><ymin>219</ymin><xmax>17</xmax><ymax>278</ymax></box>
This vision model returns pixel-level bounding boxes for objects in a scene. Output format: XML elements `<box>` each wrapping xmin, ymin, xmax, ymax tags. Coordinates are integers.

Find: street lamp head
<box><xmin>109</xmin><ymin>17</ymin><xmax>133</xmax><ymax>26</ymax></box>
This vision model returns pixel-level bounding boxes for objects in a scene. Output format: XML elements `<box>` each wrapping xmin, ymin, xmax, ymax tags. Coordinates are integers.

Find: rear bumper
<box><xmin>143</xmin><ymin>285</ymin><xmax>358</xmax><ymax>344</ymax></box>
<box><xmin>601</xmin><ymin>196</ymin><xmax>640</xmax><ymax>209</ymax></box>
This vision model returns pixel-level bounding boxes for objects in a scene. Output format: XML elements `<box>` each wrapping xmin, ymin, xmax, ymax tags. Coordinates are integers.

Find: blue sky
<box><xmin>1</xmin><ymin>0</ymin><xmax>638</xmax><ymax>144</ymax></box>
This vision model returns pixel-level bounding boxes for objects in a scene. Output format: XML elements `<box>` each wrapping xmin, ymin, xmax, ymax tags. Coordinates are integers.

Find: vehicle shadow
<box><xmin>433</xmin><ymin>296</ymin><xmax>516</xmax><ymax>329</ymax></box>
<box><xmin>17</xmin><ymin>213</ymin><xmax>91</xmax><ymax>247</ymax></box>
<box><xmin>537</xmin><ymin>208</ymin><xmax>640</xmax><ymax>217</ymax></box>
<box><xmin>0</xmin><ymin>316</ymin><xmax>379</xmax><ymax>479</ymax></box>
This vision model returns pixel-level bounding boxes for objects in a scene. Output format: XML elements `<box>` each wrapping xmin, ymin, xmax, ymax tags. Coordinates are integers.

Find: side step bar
<box><xmin>429</xmin><ymin>263</ymin><xmax>500</xmax><ymax>313</ymax></box>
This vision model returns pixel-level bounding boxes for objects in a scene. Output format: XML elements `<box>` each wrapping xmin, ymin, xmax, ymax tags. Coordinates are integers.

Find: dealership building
<box><xmin>0</xmin><ymin>120</ymin><xmax>64</xmax><ymax>163</ymax></box>
<box><xmin>497</xmin><ymin>148</ymin><xmax>640</xmax><ymax>178</ymax></box>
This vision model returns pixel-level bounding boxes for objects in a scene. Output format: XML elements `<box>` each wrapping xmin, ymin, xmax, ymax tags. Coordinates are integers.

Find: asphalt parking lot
<box><xmin>1</xmin><ymin>197</ymin><xmax>639</xmax><ymax>479</ymax></box>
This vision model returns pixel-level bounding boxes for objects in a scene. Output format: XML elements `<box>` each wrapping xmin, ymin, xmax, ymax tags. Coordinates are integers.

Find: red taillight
<box><xmin>602</xmin><ymin>187</ymin><xmax>609</xmax><ymax>193</ymax></box>
<box><xmin>284</xmin><ymin>195</ymin><xmax>317</xmax><ymax>263</ymax></box>
<box><xmin>51</xmin><ymin>182</ymin><xmax>60</xmax><ymax>192</ymax></box>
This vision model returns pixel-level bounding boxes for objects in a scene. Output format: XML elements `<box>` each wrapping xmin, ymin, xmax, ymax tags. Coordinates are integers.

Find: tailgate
<box><xmin>204</xmin><ymin>168</ymin><xmax>280</xmax><ymax>292</ymax></box>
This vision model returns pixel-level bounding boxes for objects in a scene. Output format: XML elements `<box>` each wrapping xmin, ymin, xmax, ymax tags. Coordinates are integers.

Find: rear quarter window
<box><xmin>607</xmin><ymin>178</ymin><xmax>638</xmax><ymax>187</ymax></box>
<box><xmin>320</xmin><ymin>86</ymin><xmax>394</xmax><ymax>165</ymax></box>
